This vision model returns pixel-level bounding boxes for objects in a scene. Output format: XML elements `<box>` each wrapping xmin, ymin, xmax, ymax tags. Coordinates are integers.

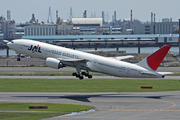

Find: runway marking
<box><xmin>109</xmin><ymin>109</ymin><xmax>180</xmax><ymax>112</ymax></box>
<box><xmin>118</xmin><ymin>99</ymin><xmax>178</xmax><ymax>120</ymax></box>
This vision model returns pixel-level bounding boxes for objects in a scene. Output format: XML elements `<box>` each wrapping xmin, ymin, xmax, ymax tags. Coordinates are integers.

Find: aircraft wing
<box><xmin>57</xmin><ymin>58</ymin><xmax>89</xmax><ymax>63</ymax></box>
<box><xmin>57</xmin><ymin>58</ymin><xmax>90</xmax><ymax>70</ymax></box>
<box><xmin>108</xmin><ymin>55</ymin><xmax>134</xmax><ymax>60</ymax></box>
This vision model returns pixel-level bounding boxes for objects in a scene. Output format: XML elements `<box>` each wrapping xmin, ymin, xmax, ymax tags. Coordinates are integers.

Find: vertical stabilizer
<box><xmin>137</xmin><ymin>45</ymin><xmax>171</xmax><ymax>71</ymax></box>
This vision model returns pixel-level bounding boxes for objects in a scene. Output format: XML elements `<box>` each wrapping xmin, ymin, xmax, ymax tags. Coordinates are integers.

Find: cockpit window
<box><xmin>11</xmin><ymin>41</ymin><xmax>14</xmax><ymax>43</ymax></box>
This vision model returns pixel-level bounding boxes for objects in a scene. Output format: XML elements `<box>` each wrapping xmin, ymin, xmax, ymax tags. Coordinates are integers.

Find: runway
<box><xmin>0</xmin><ymin>92</ymin><xmax>180</xmax><ymax>120</ymax></box>
<box><xmin>0</xmin><ymin>67</ymin><xmax>180</xmax><ymax>72</ymax></box>
<box><xmin>0</xmin><ymin>76</ymin><xmax>180</xmax><ymax>79</ymax></box>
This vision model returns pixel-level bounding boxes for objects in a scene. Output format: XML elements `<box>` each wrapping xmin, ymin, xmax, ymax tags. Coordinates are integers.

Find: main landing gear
<box><xmin>72</xmin><ymin>72</ymin><xmax>92</xmax><ymax>80</ymax></box>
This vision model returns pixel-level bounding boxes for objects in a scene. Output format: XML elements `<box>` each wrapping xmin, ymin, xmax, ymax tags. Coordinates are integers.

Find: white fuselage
<box><xmin>8</xmin><ymin>39</ymin><xmax>163</xmax><ymax>78</ymax></box>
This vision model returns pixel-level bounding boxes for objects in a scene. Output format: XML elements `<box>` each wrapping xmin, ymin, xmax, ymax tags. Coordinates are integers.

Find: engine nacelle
<box><xmin>46</xmin><ymin>57</ymin><xmax>63</xmax><ymax>69</ymax></box>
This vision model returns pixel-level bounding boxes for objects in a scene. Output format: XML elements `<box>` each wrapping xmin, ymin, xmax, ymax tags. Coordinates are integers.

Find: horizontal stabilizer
<box><xmin>158</xmin><ymin>72</ymin><xmax>173</xmax><ymax>75</ymax></box>
<box><xmin>109</xmin><ymin>55</ymin><xmax>134</xmax><ymax>60</ymax></box>
<box><xmin>140</xmin><ymin>71</ymin><xmax>158</xmax><ymax>76</ymax></box>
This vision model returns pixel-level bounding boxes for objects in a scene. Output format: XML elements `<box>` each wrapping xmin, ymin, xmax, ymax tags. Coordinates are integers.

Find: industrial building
<box><xmin>0</xmin><ymin>13</ymin><xmax>15</xmax><ymax>40</ymax></box>
<box><xmin>0</xmin><ymin>9</ymin><xmax>180</xmax><ymax>41</ymax></box>
<box><xmin>24</xmin><ymin>25</ymin><xmax>56</xmax><ymax>36</ymax></box>
<box><xmin>57</xmin><ymin>25</ymin><xmax>73</xmax><ymax>35</ymax></box>
<box><xmin>155</xmin><ymin>22</ymin><xmax>178</xmax><ymax>34</ymax></box>
<box><xmin>0</xmin><ymin>16</ymin><xmax>3</xmax><ymax>40</ymax></box>
<box><xmin>2</xmin><ymin>19</ymin><xmax>15</xmax><ymax>40</ymax></box>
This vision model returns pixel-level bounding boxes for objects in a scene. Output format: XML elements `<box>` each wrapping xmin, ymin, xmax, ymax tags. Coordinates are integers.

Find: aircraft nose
<box><xmin>7</xmin><ymin>42</ymin><xmax>12</xmax><ymax>48</ymax></box>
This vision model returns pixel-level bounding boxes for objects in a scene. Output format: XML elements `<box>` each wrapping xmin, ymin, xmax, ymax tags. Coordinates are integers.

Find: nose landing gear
<box><xmin>17</xmin><ymin>54</ymin><xmax>21</xmax><ymax>61</ymax></box>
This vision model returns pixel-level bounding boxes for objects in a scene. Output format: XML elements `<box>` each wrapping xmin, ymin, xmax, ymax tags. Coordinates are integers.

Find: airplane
<box><xmin>7</xmin><ymin>39</ymin><xmax>171</xmax><ymax>79</ymax></box>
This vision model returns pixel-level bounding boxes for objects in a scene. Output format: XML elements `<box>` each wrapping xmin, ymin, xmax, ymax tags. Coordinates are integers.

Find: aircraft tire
<box><xmin>76</xmin><ymin>74</ymin><xmax>80</xmax><ymax>78</ymax></box>
<box><xmin>81</xmin><ymin>72</ymin><xmax>86</xmax><ymax>75</ymax></box>
<box><xmin>88</xmin><ymin>75</ymin><xmax>92</xmax><ymax>79</ymax></box>
<box><xmin>85</xmin><ymin>73</ymin><xmax>89</xmax><ymax>77</ymax></box>
<box><xmin>79</xmin><ymin>76</ymin><xmax>84</xmax><ymax>79</ymax></box>
<box><xmin>72</xmin><ymin>72</ymin><xmax>77</xmax><ymax>76</ymax></box>
<box><xmin>17</xmin><ymin>58</ymin><xmax>21</xmax><ymax>61</ymax></box>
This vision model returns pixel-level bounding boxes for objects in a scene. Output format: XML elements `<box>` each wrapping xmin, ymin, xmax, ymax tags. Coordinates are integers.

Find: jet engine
<box><xmin>46</xmin><ymin>57</ymin><xmax>63</xmax><ymax>69</ymax></box>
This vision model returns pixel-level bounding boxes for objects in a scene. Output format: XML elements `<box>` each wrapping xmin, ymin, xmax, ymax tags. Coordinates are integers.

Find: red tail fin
<box><xmin>147</xmin><ymin>45</ymin><xmax>171</xmax><ymax>70</ymax></box>
<box><xmin>137</xmin><ymin>45</ymin><xmax>171</xmax><ymax>71</ymax></box>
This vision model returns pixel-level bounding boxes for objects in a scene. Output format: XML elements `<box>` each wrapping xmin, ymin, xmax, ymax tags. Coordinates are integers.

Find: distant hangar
<box><xmin>72</xmin><ymin>18</ymin><xmax>103</xmax><ymax>27</ymax></box>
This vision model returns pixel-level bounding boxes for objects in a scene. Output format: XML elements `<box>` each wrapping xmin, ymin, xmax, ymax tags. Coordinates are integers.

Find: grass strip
<box><xmin>0</xmin><ymin>103</ymin><xmax>92</xmax><ymax>120</ymax></box>
<box><xmin>0</xmin><ymin>79</ymin><xmax>180</xmax><ymax>92</ymax></box>
<box><xmin>0</xmin><ymin>112</ymin><xmax>61</xmax><ymax>120</ymax></box>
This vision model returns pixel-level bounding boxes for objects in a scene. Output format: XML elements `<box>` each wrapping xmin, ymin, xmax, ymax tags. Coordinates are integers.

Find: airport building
<box><xmin>22</xmin><ymin>34</ymin><xmax>180</xmax><ymax>54</ymax></box>
<box><xmin>0</xmin><ymin>34</ymin><xmax>3</xmax><ymax>40</ymax></box>
<box><xmin>22</xmin><ymin>34</ymin><xmax>179</xmax><ymax>45</ymax></box>
<box><xmin>15</xmin><ymin>26</ymin><xmax>25</xmax><ymax>39</ymax></box>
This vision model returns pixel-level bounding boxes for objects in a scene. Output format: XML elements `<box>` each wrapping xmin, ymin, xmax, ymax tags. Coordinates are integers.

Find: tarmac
<box><xmin>0</xmin><ymin>67</ymin><xmax>180</xmax><ymax>119</ymax></box>
<box><xmin>0</xmin><ymin>92</ymin><xmax>180</xmax><ymax>120</ymax></box>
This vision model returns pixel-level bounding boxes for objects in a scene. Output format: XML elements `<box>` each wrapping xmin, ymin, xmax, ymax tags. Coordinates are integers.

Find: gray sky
<box><xmin>1</xmin><ymin>0</ymin><xmax>180</xmax><ymax>23</ymax></box>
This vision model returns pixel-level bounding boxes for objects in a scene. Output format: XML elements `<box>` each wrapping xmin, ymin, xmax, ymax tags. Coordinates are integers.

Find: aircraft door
<box><xmin>93</xmin><ymin>59</ymin><xmax>97</xmax><ymax>67</ymax></box>
<box><xmin>92</xmin><ymin>59</ymin><xmax>101</xmax><ymax>72</ymax></box>
<box><xmin>125</xmin><ymin>67</ymin><xmax>130</xmax><ymax>76</ymax></box>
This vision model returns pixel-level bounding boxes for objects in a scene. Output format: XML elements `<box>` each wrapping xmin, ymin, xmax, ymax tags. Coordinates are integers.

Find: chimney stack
<box><xmin>131</xmin><ymin>10</ymin><xmax>132</xmax><ymax>21</ymax></box>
